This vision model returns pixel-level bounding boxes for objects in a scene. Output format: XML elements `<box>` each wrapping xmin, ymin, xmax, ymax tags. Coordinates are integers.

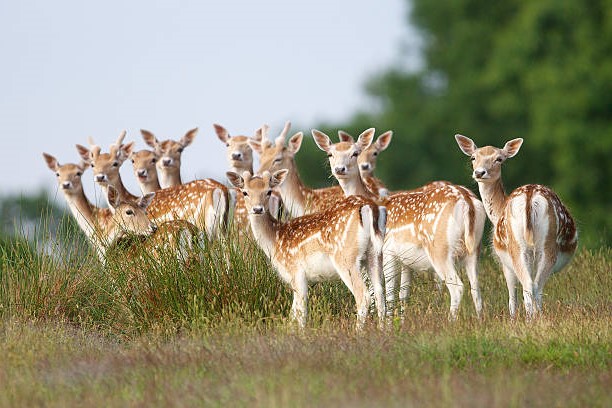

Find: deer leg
<box><xmin>367</xmin><ymin>246</ymin><xmax>386</xmax><ymax>325</ymax></box>
<box><xmin>398</xmin><ymin>263</ymin><xmax>412</xmax><ymax>315</ymax></box>
<box><xmin>290</xmin><ymin>270</ymin><xmax>308</xmax><ymax>328</ymax></box>
<box><xmin>464</xmin><ymin>250</ymin><xmax>483</xmax><ymax>318</ymax></box>
<box><xmin>430</xmin><ymin>254</ymin><xmax>464</xmax><ymax>320</ymax></box>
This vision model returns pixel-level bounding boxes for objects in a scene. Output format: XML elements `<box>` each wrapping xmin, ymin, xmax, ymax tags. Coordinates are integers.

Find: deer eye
<box><xmin>242</xmin><ymin>191</ymin><xmax>248</xmax><ymax>196</ymax></box>
<box><xmin>112</xmin><ymin>162</ymin><xmax>119</xmax><ymax>167</ymax></box>
<box><xmin>177</xmin><ymin>147</ymin><xmax>184</xmax><ymax>153</ymax></box>
<box><xmin>90</xmin><ymin>163</ymin><xmax>95</xmax><ymax>168</ymax></box>
<box><xmin>266</xmin><ymin>190</ymin><xmax>272</xmax><ymax>197</ymax></box>
<box><xmin>55</xmin><ymin>172</ymin><xmax>60</xmax><ymax>177</ymax></box>
<box><xmin>495</xmin><ymin>157</ymin><xmax>503</xmax><ymax>163</ymax></box>
<box><xmin>131</xmin><ymin>159</ymin><xmax>135</xmax><ymax>163</ymax></box>
<box><xmin>327</xmin><ymin>154</ymin><xmax>332</xmax><ymax>158</ymax></box>
<box><xmin>126</xmin><ymin>209</ymin><xmax>134</xmax><ymax>215</ymax></box>
<box><xmin>470</xmin><ymin>156</ymin><xmax>475</xmax><ymax>161</ymax></box>
<box><xmin>373</xmin><ymin>152</ymin><xmax>378</xmax><ymax>156</ymax></box>
<box><xmin>151</xmin><ymin>158</ymin><xmax>156</xmax><ymax>163</ymax></box>
<box><xmin>351</xmin><ymin>151</ymin><xmax>359</xmax><ymax>158</ymax></box>
<box><xmin>76</xmin><ymin>172</ymin><xmax>82</xmax><ymax>176</ymax></box>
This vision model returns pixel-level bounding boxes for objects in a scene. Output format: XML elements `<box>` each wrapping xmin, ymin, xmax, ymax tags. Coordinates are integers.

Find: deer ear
<box><xmin>107</xmin><ymin>185</ymin><xmax>121</xmax><ymax>211</ymax></box>
<box><xmin>118</xmin><ymin>142</ymin><xmax>135</xmax><ymax>161</ymax></box>
<box><xmin>42</xmin><ymin>153</ymin><xmax>59</xmax><ymax>171</ymax></box>
<box><xmin>226</xmin><ymin>171</ymin><xmax>244</xmax><ymax>189</ymax></box>
<box><xmin>76</xmin><ymin>144</ymin><xmax>93</xmax><ymax>162</ymax></box>
<box><xmin>214</xmin><ymin>124</ymin><xmax>230</xmax><ymax>144</ymax></box>
<box><xmin>502</xmin><ymin>138</ymin><xmax>523</xmax><ymax>158</ymax></box>
<box><xmin>141</xmin><ymin>129</ymin><xmax>159</xmax><ymax>148</ymax></box>
<box><xmin>356</xmin><ymin>128</ymin><xmax>375</xmax><ymax>151</ymax></box>
<box><xmin>375</xmin><ymin>131</ymin><xmax>393</xmax><ymax>151</ymax></box>
<box><xmin>270</xmin><ymin>169</ymin><xmax>289</xmax><ymax>188</ymax></box>
<box><xmin>455</xmin><ymin>134</ymin><xmax>477</xmax><ymax>156</ymax></box>
<box><xmin>287</xmin><ymin>132</ymin><xmax>303</xmax><ymax>154</ymax></box>
<box><xmin>312</xmin><ymin>129</ymin><xmax>332</xmax><ymax>153</ymax></box>
<box><xmin>138</xmin><ymin>192</ymin><xmax>155</xmax><ymax>209</ymax></box>
<box><xmin>181</xmin><ymin>128</ymin><xmax>198</xmax><ymax>147</ymax></box>
<box><xmin>249</xmin><ymin>140</ymin><xmax>263</xmax><ymax>155</ymax></box>
<box><xmin>338</xmin><ymin>131</ymin><xmax>354</xmax><ymax>143</ymax></box>
<box><xmin>77</xmin><ymin>160</ymin><xmax>89</xmax><ymax>172</ymax></box>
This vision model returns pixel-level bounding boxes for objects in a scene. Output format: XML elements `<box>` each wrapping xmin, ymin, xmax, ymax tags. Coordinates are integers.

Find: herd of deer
<box><xmin>42</xmin><ymin>122</ymin><xmax>578</xmax><ymax>328</ymax></box>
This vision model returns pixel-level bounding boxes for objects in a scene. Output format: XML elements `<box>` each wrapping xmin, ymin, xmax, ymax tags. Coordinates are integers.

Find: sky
<box><xmin>0</xmin><ymin>0</ymin><xmax>420</xmax><ymax>203</ymax></box>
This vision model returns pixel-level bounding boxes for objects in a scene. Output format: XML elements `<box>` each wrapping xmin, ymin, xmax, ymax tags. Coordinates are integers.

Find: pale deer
<box><xmin>226</xmin><ymin>170</ymin><xmax>387</xmax><ymax>329</ymax></box>
<box><xmin>455</xmin><ymin>135</ymin><xmax>578</xmax><ymax>318</ymax></box>
<box><xmin>313</xmin><ymin>128</ymin><xmax>487</xmax><ymax>319</ymax></box>
<box><xmin>76</xmin><ymin>131</ymin><xmax>228</xmax><ymax>240</ymax></box>
<box><xmin>129</xmin><ymin>149</ymin><xmax>161</xmax><ymax>194</ymax></box>
<box><xmin>250</xmin><ymin>121</ymin><xmax>344</xmax><ymax>217</ymax></box>
<box><xmin>338</xmin><ymin>129</ymin><xmax>393</xmax><ymax>197</ymax></box>
<box><xmin>141</xmin><ymin>128</ymin><xmax>198</xmax><ymax>188</ymax></box>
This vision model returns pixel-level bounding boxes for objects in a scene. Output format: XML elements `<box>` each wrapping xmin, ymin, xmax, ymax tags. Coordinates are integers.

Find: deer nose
<box><xmin>360</xmin><ymin>163</ymin><xmax>371</xmax><ymax>171</ymax></box>
<box><xmin>61</xmin><ymin>182</ymin><xmax>72</xmax><ymax>189</ymax></box>
<box><xmin>137</xmin><ymin>169</ymin><xmax>147</xmax><ymax>177</ymax></box>
<box><xmin>334</xmin><ymin>166</ymin><xmax>347</xmax><ymax>176</ymax></box>
<box><xmin>95</xmin><ymin>174</ymin><xmax>106</xmax><ymax>182</ymax></box>
<box><xmin>231</xmin><ymin>152</ymin><xmax>242</xmax><ymax>161</ymax></box>
<box><xmin>474</xmin><ymin>169</ymin><xmax>486</xmax><ymax>179</ymax></box>
<box><xmin>162</xmin><ymin>158</ymin><xmax>172</xmax><ymax>166</ymax></box>
<box><xmin>252</xmin><ymin>206</ymin><xmax>264</xmax><ymax>215</ymax></box>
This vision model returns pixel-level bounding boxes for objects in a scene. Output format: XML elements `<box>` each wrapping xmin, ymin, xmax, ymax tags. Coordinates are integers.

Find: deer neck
<box><xmin>477</xmin><ymin>178</ymin><xmax>507</xmax><ymax>225</ymax></box>
<box><xmin>337</xmin><ymin>172</ymin><xmax>374</xmax><ymax>199</ymax></box>
<box><xmin>229</xmin><ymin>162</ymin><xmax>253</xmax><ymax>175</ymax></box>
<box><xmin>158</xmin><ymin>167</ymin><xmax>182</xmax><ymax>188</ymax></box>
<box><xmin>62</xmin><ymin>188</ymin><xmax>98</xmax><ymax>238</ymax></box>
<box><xmin>277</xmin><ymin>161</ymin><xmax>311</xmax><ymax>217</ymax></box>
<box><xmin>248</xmin><ymin>212</ymin><xmax>278</xmax><ymax>258</ymax></box>
<box><xmin>138</xmin><ymin>178</ymin><xmax>161</xmax><ymax>194</ymax></box>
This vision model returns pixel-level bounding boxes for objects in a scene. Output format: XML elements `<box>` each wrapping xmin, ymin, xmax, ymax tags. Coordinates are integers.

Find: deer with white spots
<box><xmin>250</xmin><ymin>122</ymin><xmax>344</xmax><ymax>217</ymax></box>
<box><xmin>141</xmin><ymin>128</ymin><xmax>198</xmax><ymax>188</ymax></box>
<box><xmin>338</xmin><ymin>129</ymin><xmax>393</xmax><ymax>197</ymax></box>
<box><xmin>42</xmin><ymin>153</ymin><xmax>196</xmax><ymax>260</ymax></box>
<box><xmin>226</xmin><ymin>170</ymin><xmax>387</xmax><ymax>329</ymax></box>
<box><xmin>313</xmin><ymin>128</ymin><xmax>487</xmax><ymax>319</ymax></box>
<box><xmin>76</xmin><ymin>131</ymin><xmax>228</xmax><ymax>240</ymax></box>
<box><xmin>214</xmin><ymin>123</ymin><xmax>281</xmax><ymax>230</ymax></box>
<box><xmin>455</xmin><ymin>135</ymin><xmax>577</xmax><ymax>319</ymax></box>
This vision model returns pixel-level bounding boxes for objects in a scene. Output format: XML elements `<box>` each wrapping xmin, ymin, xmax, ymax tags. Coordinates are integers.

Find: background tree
<box><xmin>299</xmin><ymin>0</ymin><xmax>611</xmax><ymax>246</ymax></box>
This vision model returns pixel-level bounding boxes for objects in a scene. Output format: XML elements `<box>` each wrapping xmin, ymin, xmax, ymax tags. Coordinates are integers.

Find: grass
<box><xmin>0</xmin><ymin>221</ymin><xmax>610</xmax><ymax>407</ymax></box>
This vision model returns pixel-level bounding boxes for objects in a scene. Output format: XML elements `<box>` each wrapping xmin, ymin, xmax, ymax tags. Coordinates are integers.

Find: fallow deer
<box><xmin>250</xmin><ymin>122</ymin><xmax>344</xmax><ymax>217</ymax></box>
<box><xmin>104</xmin><ymin>185</ymin><xmax>198</xmax><ymax>262</ymax></box>
<box><xmin>213</xmin><ymin>123</ymin><xmax>280</xmax><ymax>230</ymax></box>
<box><xmin>313</xmin><ymin>128</ymin><xmax>487</xmax><ymax>319</ymax></box>
<box><xmin>455</xmin><ymin>135</ymin><xmax>578</xmax><ymax>318</ymax></box>
<box><xmin>141</xmin><ymin>128</ymin><xmax>198</xmax><ymax>188</ymax></box>
<box><xmin>129</xmin><ymin>148</ymin><xmax>161</xmax><ymax>194</ymax></box>
<box><xmin>226</xmin><ymin>170</ymin><xmax>387</xmax><ymax>329</ymax></box>
<box><xmin>76</xmin><ymin>131</ymin><xmax>228</xmax><ymax>240</ymax></box>
<box><xmin>338</xmin><ymin>129</ymin><xmax>393</xmax><ymax>197</ymax></box>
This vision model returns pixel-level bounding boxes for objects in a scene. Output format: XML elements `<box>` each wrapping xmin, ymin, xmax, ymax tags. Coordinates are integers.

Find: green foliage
<box><xmin>299</xmin><ymin>0</ymin><xmax>612</xmax><ymax>246</ymax></box>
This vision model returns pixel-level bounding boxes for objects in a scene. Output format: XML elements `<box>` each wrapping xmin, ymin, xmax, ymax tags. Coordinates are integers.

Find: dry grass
<box><xmin>0</xmin><ymin>228</ymin><xmax>610</xmax><ymax>407</ymax></box>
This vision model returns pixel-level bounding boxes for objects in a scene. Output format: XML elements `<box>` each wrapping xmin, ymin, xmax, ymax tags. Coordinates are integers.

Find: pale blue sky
<box><xmin>0</xmin><ymin>0</ymin><xmax>419</xmax><ymax>202</ymax></box>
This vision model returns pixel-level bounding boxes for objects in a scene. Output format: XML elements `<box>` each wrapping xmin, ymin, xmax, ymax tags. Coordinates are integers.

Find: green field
<box><xmin>1</xmin><ymin>230</ymin><xmax>610</xmax><ymax>407</ymax></box>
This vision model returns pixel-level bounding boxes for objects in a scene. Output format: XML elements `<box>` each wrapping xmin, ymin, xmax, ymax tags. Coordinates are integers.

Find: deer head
<box><xmin>455</xmin><ymin>134</ymin><xmax>523</xmax><ymax>184</ymax></box>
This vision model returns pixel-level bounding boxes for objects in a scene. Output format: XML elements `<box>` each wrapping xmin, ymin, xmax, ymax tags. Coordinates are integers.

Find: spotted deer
<box><xmin>141</xmin><ymin>128</ymin><xmax>198</xmax><ymax>188</ymax></box>
<box><xmin>104</xmin><ymin>185</ymin><xmax>198</xmax><ymax>262</ymax></box>
<box><xmin>313</xmin><ymin>128</ymin><xmax>486</xmax><ymax>318</ymax></box>
<box><xmin>129</xmin><ymin>148</ymin><xmax>161</xmax><ymax>194</ymax></box>
<box><xmin>42</xmin><ymin>153</ymin><xmax>196</xmax><ymax>260</ymax></box>
<box><xmin>76</xmin><ymin>131</ymin><xmax>228</xmax><ymax>239</ymax></box>
<box><xmin>250</xmin><ymin>122</ymin><xmax>344</xmax><ymax>217</ymax></box>
<box><xmin>455</xmin><ymin>135</ymin><xmax>577</xmax><ymax>318</ymax></box>
<box><xmin>213</xmin><ymin>123</ymin><xmax>280</xmax><ymax>229</ymax></box>
<box><xmin>226</xmin><ymin>170</ymin><xmax>387</xmax><ymax>329</ymax></box>
<box><xmin>338</xmin><ymin>129</ymin><xmax>393</xmax><ymax>197</ymax></box>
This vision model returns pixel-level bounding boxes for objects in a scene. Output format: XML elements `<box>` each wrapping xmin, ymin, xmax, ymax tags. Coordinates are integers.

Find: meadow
<box><xmin>0</xmin><ymin>221</ymin><xmax>610</xmax><ymax>407</ymax></box>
